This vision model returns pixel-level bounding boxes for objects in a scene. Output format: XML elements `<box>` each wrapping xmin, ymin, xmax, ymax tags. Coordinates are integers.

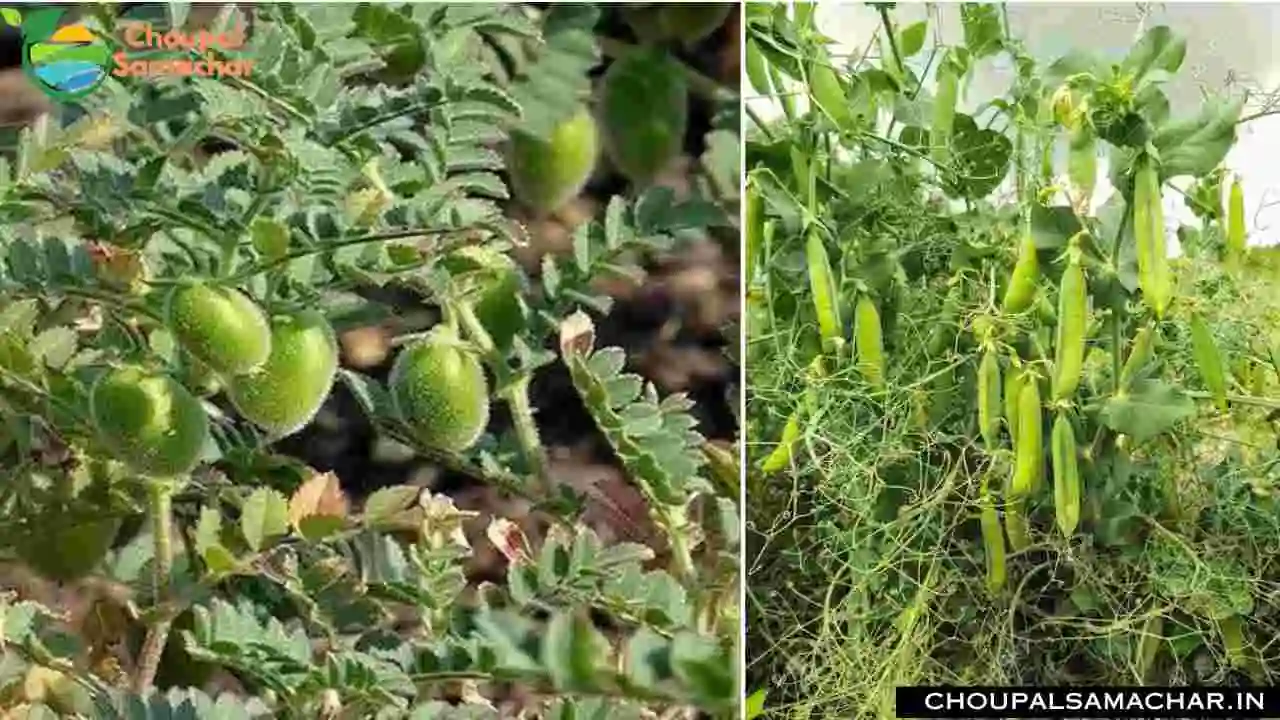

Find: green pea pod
<box><xmin>1219</xmin><ymin>615</ymin><xmax>1248</xmax><ymax>670</ymax></box>
<box><xmin>927</xmin><ymin>280</ymin><xmax>964</xmax><ymax>356</ymax></box>
<box><xmin>1052</xmin><ymin>257</ymin><xmax>1087</xmax><ymax>401</ymax></box>
<box><xmin>1051</xmin><ymin>412</ymin><xmax>1080</xmax><ymax>537</ymax></box>
<box><xmin>979</xmin><ymin>476</ymin><xmax>1006</xmax><ymax>594</ymax></box>
<box><xmin>1067</xmin><ymin>124</ymin><xmax>1097</xmax><ymax>211</ymax></box>
<box><xmin>1135</xmin><ymin>614</ymin><xmax>1164</xmax><ymax>682</ymax></box>
<box><xmin>931</xmin><ymin>63</ymin><xmax>958</xmax><ymax>166</ymax></box>
<box><xmin>745</xmin><ymin>38</ymin><xmax>773</xmax><ymax>97</ymax></box>
<box><xmin>1004</xmin><ymin>496</ymin><xmax>1030</xmax><ymax>552</ymax></box>
<box><xmin>977</xmin><ymin>349</ymin><xmax>1002</xmax><ymax>452</ymax></box>
<box><xmin>1119</xmin><ymin>324</ymin><xmax>1156</xmax><ymax>391</ymax></box>
<box><xmin>855</xmin><ymin>295</ymin><xmax>886</xmax><ymax>390</ymax></box>
<box><xmin>745</xmin><ymin>177</ymin><xmax>763</xmax><ymax>286</ymax></box>
<box><xmin>1189</xmin><ymin>311</ymin><xmax>1229</xmax><ymax>413</ymax></box>
<box><xmin>761</xmin><ymin>411</ymin><xmax>802</xmax><ymax>474</ymax></box>
<box><xmin>1001</xmin><ymin>232</ymin><xmax>1039</xmax><ymax>314</ymax></box>
<box><xmin>806</xmin><ymin>228</ymin><xmax>842</xmax><ymax>353</ymax></box>
<box><xmin>1004</xmin><ymin>361</ymin><xmax>1025</xmax><ymax>446</ymax></box>
<box><xmin>1228</xmin><ymin>175</ymin><xmax>1246</xmax><ymax>270</ymax></box>
<box><xmin>1012</xmin><ymin>376</ymin><xmax>1043</xmax><ymax>496</ymax></box>
<box><xmin>1133</xmin><ymin>159</ymin><xmax>1171</xmax><ymax>319</ymax></box>
<box><xmin>808</xmin><ymin>59</ymin><xmax>851</xmax><ymax>130</ymax></box>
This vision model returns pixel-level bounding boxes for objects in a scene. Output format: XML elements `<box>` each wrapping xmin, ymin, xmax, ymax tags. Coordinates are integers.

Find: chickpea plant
<box><xmin>746</xmin><ymin>2</ymin><xmax>1280</xmax><ymax>713</ymax></box>
<box><xmin>0</xmin><ymin>3</ymin><xmax>740</xmax><ymax>719</ymax></box>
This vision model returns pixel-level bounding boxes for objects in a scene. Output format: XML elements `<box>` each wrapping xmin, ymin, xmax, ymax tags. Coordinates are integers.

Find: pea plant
<box><xmin>746</xmin><ymin>2</ymin><xmax>1280</xmax><ymax>715</ymax></box>
<box><xmin>0</xmin><ymin>3</ymin><xmax>740</xmax><ymax>718</ymax></box>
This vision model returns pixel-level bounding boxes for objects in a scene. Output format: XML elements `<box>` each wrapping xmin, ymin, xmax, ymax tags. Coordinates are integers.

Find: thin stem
<box><xmin>223</xmin><ymin>228</ymin><xmax>434</xmax><ymax>284</ymax></box>
<box><xmin>455</xmin><ymin>302</ymin><xmax>552</xmax><ymax>496</ymax></box>
<box><xmin>133</xmin><ymin>480</ymin><xmax>175</xmax><ymax>693</ymax></box>
<box><xmin>745</xmin><ymin>104</ymin><xmax>776</xmax><ymax>141</ymax></box>
<box><xmin>502</xmin><ymin>374</ymin><xmax>552</xmax><ymax>496</ymax></box>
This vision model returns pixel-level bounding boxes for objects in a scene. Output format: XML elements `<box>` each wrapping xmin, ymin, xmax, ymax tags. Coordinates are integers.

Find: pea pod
<box><xmin>854</xmin><ymin>295</ymin><xmax>886</xmax><ymax>390</ymax></box>
<box><xmin>1227</xmin><ymin>175</ymin><xmax>1246</xmax><ymax>270</ymax></box>
<box><xmin>931</xmin><ymin>62</ymin><xmax>958</xmax><ymax>165</ymax></box>
<box><xmin>1001</xmin><ymin>232</ymin><xmax>1039</xmax><ymax>314</ymax></box>
<box><xmin>1135</xmin><ymin>614</ymin><xmax>1164</xmax><ymax>682</ymax></box>
<box><xmin>761</xmin><ymin>411</ymin><xmax>802</xmax><ymax>474</ymax></box>
<box><xmin>746</xmin><ymin>178</ymin><xmax>763</xmax><ymax>286</ymax></box>
<box><xmin>1133</xmin><ymin>159</ymin><xmax>1172</xmax><ymax>319</ymax></box>
<box><xmin>1067</xmin><ymin>124</ymin><xmax>1097</xmax><ymax>211</ymax></box>
<box><xmin>806</xmin><ymin>228</ymin><xmax>842</xmax><ymax>353</ymax></box>
<box><xmin>1119</xmin><ymin>324</ymin><xmax>1156</xmax><ymax>391</ymax></box>
<box><xmin>1004</xmin><ymin>361</ymin><xmax>1025</xmax><ymax>445</ymax></box>
<box><xmin>745</xmin><ymin>38</ymin><xmax>773</xmax><ymax>97</ymax></box>
<box><xmin>979</xmin><ymin>475</ymin><xmax>1006</xmax><ymax>594</ymax></box>
<box><xmin>1052</xmin><ymin>256</ymin><xmax>1087</xmax><ymax>401</ymax></box>
<box><xmin>1189</xmin><ymin>311</ymin><xmax>1229</xmax><ymax>413</ymax></box>
<box><xmin>1004</xmin><ymin>496</ymin><xmax>1030</xmax><ymax>552</ymax></box>
<box><xmin>977</xmin><ymin>349</ymin><xmax>1002</xmax><ymax>452</ymax></box>
<box><xmin>1219</xmin><ymin>615</ymin><xmax>1248</xmax><ymax>670</ymax></box>
<box><xmin>1011</xmin><ymin>375</ymin><xmax>1043</xmax><ymax>496</ymax></box>
<box><xmin>1051</xmin><ymin>411</ymin><xmax>1080</xmax><ymax>537</ymax></box>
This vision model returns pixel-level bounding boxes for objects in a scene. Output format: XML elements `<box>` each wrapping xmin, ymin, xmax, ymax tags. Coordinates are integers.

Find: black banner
<box><xmin>896</xmin><ymin>686</ymin><xmax>1280</xmax><ymax>719</ymax></box>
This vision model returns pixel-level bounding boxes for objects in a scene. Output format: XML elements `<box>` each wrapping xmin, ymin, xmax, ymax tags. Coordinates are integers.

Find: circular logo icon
<box><xmin>24</xmin><ymin>21</ymin><xmax>110</xmax><ymax>101</ymax></box>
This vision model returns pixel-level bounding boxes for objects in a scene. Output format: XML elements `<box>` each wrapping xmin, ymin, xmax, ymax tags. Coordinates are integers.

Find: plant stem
<box><xmin>454</xmin><ymin>302</ymin><xmax>552</xmax><ymax>495</ymax></box>
<box><xmin>133</xmin><ymin>480</ymin><xmax>175</xmax><ymax>693</ymax></box>
<box><xmin>745</xmin><ymin>104</ymin><xmax>776</xmax><ymax>141</ymax></box>
<box><xmin>223</xmin><ymin>228</ymin><xmax>435</xmax><ymax>283</ymax></box>
<box><xmin>502</xmin><ymin>374</ymin><xmax>551</xmax><ymax>496</ymax></box>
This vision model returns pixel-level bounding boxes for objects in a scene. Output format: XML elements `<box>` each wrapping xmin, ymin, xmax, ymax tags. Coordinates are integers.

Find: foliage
<box><xmin>745</xmin><ymin>3</ymin><xmax>1280</xmax><ymax>716</ymax></box>
<box><xmin>0</xmin><ymin>3</ymin><xmax>739</xmax><ymax>718</ymax></box>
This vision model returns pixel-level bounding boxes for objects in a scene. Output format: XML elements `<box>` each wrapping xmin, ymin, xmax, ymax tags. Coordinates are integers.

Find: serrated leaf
<box><xmin>28</xmin><ymin>327</ymin><xmax>76</xmax><ymax>369</ymax></box>
<box><xmin>241</xmin><ymin>488</ymin><xmax>290</xmax><ymax>552</ymax></box>
<box><xmin>363</xmin><ymin>485</ymin><xmax>420</xmax><ymax>530</ymax></box>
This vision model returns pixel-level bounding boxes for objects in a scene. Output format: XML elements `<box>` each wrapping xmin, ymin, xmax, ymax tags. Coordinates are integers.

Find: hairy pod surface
<box><xmin>228</xmin><ymin>310</ymin><xmax>338</xmax><ymax>439</ymax></box>
<box><xmin>1001</xmin><ymin>232</ymin><xmax>1039</xmax><ymax>314</ymax></box>
<box><xmin>1004</xmin><ymin>496</ymin><xmax>1030</xmax><ymax>552</ymax></box>
<box><xmin>1052</xmin><ymin>412</ymin><xmax>1080</xmax><ymax>537</ymax></box>
<box><xmin>600</xmin><ymin>48</ymin><xmax>687</xmax><ymax>186</ymax></box>
<box><xmin>1052</xmin><ymin>258</ymin><xmax>1087</xmax><ymax>401</ymax></box>
<box><xmin>16</xmin><ymin>513</ymin><xmax>121</xmax><ymax>582</ymax></box>
<box><xmin>1004</xmin><ymin>362</ymin><xmax>1025</xmax><ymax>446</ymax></box>
<box><xmin>508</xmin><ymin>107</ymin><xmax>599</xmax><ymax>215</ymax></box>
<box><xmin>91</xmin><ymin>367</ymin><xmax>210</xmax><ymax>477</ymax></box>
<box><xmin>854</xmin><ymin>295</ymin><xmax>886</xmax><ymax>390</ymax></box>
<box><xmin>390</xmin><ymin>327</ymin><xmax>491</xmax><ymax>453</ymax></box>
<box><xmin>165</xmin><ymin>283</ymin><xmax>271</xmax><ymax>376</ymax></box>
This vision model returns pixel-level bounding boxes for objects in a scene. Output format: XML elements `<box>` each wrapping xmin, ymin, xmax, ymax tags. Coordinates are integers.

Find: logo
<box><xmin>1</xmin><ymin>7</ymin><xmax>253</xmax><ymax>103</ymax></box>
<box><xmin>2</xmin><ymin>8</ymin><xmax>110</xmax><ymax>102</ymax></box>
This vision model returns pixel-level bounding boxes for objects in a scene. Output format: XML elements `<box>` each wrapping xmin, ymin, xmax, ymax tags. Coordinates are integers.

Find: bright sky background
<box><xmin>748</xmin><ymin>3</ymin><xmax>1280</xmax><ymax>250</ymax></box>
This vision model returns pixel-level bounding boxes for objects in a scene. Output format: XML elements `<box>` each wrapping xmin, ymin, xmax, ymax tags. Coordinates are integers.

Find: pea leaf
<box><xmin>946</xmin><ymin>114</ymin><xmax>1012</xmax><ymax>199</ymax></box>
<box><xmin>1121</xmin><ymin>26</ymin><xmax>1186</xmax><ymax>84</ymax></box>
<box><xmin>897</xmin><ymin>21</ymin><xmax>927</xmax><ymax>57</ymax></box>
<box><xmin>960</xmin><ymin>4</ymin><xmax>1002</xmax><ymax>59</ymax></box>
<box><xmin>1030</xmin><ymin>205</ymin><xmax>1083</xmax><ymax>251</ymax></box>
<box><xmin>1099</xmin><ymin>380</ymin><xmax>1196</xmax><ymax>443</ymax></box>
<box><xmin>1152</xmin><ymin>97</ymin><xmax>1244</xmax><ymax>179</ymax></box>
